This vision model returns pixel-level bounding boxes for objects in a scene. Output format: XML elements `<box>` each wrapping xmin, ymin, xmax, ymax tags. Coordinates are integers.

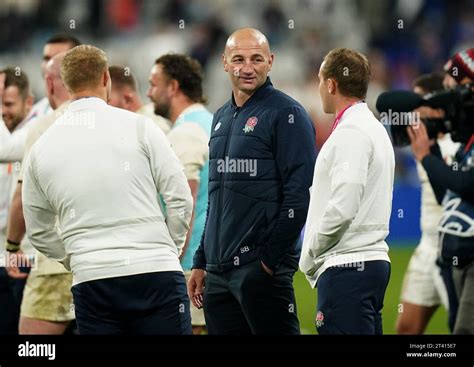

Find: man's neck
<box><xmin>233</xmin><ymin>88</ymin><xmax>253</xmax><ymax>107</ymax></box>
<box><xmin>170</xmin><ymin>97</ymin><xmax>196</xmax><ymax>124</ymax></box>
<box><xmin>51</xmin><ymin>97</ymin><xmax>70</xmax><ymax>111</ymax></box>
<box><xmin>130</xmin><ymin>98</ymin><xmax>143</xmax><ymax>113</ymax></box>
<box><xmin>334</xmin><ymin>96</ymin><xmax>363</xmax><ymax>117</ymax></box>
<box><xmin>71</xmin><ymin>90</ymin><xmax>106</xmax><ymax>102</ymax></box>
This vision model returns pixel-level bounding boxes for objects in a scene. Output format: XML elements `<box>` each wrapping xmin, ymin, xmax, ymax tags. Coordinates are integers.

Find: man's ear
<box><xmin>46</xmin><ymin>75</ymin><xmax>54</xmax><ymax>97</ymax></box>
<box><xmin>103</xmin><ymin>70</ymin><xmax>110</xmax><ymax>87</ymax></box>
<box><xmin>25</xmin><ymin>94</ymin><xmax>34</xmax><ymax>111</ymax></box>
<box><xmin>328</xmin><ymin>79</ymin><xmax>337</xmax><ymax>95</ymax></box>
<box><xmin>267</xmin><ymin>53</ymin><xmax>275</xmax><ymax>71</ymax></box>
<box><xmin>222</xmin><ymin>53</ymin><xmax>229</xmax><ymax>72</ymax></box>
<box><xmin>124</xmin><ymin>91</ymin><xmax>134</xmax><ymax>108</ymax></box>
<box><xmin>169</xmin><ymin>79</ymin><xmax>179</xmax><ymax>96</ymax></box>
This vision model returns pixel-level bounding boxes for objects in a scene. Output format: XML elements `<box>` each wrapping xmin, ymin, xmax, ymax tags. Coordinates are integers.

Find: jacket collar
<box><xmin>231</xmin><ymin>77</ymin><xmax>273</xmax><ymax>109</ymax></box>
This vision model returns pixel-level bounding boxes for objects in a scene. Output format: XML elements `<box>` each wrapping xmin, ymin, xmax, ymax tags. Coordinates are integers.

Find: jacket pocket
<box><xmin>254</xmin><ymin>202</ymin><xmax>279</xmax><ymax>246</ymax></box>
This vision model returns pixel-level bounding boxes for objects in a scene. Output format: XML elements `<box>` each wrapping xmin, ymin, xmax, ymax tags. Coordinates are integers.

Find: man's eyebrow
<box><xmin>230</xmin><ymin>52</ymin><xmax>266</xmax><ymax>58</ymax></box>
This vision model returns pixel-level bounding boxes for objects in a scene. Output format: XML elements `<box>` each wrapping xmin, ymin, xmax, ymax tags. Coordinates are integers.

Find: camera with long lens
<box><xmin>376</xmin><ymin>83</ymin><xmax>474</xmax><ymax>146</ymax></box>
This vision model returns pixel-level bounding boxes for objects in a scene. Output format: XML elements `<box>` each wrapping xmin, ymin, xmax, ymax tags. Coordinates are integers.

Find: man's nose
<box><xmin>241</xmin><ymin>61</ymin><xmax>253</xmax><ymax>74</ymax></box>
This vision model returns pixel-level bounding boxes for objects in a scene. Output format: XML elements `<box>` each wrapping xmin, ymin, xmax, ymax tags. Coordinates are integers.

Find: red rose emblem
<box><xmin>246</xmin><ymin>117</ymin><xmax>258</xmax><ymax>128</ymax></box>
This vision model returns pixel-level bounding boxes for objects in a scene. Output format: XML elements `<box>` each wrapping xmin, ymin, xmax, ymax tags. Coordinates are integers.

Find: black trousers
<box><xmin>452</xmin><ymin>260</ymin><xmax>474</xmax><ymax>334</ymax></box>
<box><xmin>72</xmin><ymin>271</ymin><xmax>192</xmax><ymax>335</ymax></box>
<box><xmin>203</xmin><ymin>260</ymin><xmax>300</xmax><ymax>335</ymax></box>
<box><xmin>0</xmin><ymin>267</ymin><xmax>26</xmax><ymax>334</ymax></box>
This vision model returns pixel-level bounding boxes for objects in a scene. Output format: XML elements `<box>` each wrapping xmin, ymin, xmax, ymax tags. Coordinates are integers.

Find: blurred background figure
<box><xmin>1</xmin><ymin>34</ymin><xmax>80</xmax><ymax>335</ymax></box>
<box><xmin>396</xmin><ymin>72</ymin><xmax>459</xmax><ymax>334</ymax></box>
<box><xmin>108</xmin><ymin>65</ymin><xmax>171</xmax><ymax>133</ymax></box>
<box><xmin>0</xmin><ymin>68</ymin><xmax>32</xmax><ymax>334</ymax></box>
<box><xmin>147</xmin><ymin>53</ymin><xmax>212</xmax><ymax>334</ymax></box>
<box><xmin>6</xmin><ymin>52</ymin><xmax>76</xmax><ymax>335</ymax></box>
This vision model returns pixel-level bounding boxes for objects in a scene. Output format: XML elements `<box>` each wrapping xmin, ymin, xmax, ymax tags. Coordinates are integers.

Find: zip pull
<box><xmin>233</xmin><ymin>107</ymin><xmax>240</xmax><ymax>118</ymax></box>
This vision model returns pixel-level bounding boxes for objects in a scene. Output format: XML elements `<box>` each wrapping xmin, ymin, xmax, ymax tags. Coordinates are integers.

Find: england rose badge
<box><xmin>243</xmin><ymin>116</ymin><xmax>258</xmax><ymax>133</ymax></box>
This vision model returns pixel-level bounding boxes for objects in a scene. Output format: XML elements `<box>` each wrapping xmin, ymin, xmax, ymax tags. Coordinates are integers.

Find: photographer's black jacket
<box><xmin>422</xmin><ymin>137</ymin><xmax>474</xmax><ymax>206</ymax></box>
<box><xmin>192</xmin><ymin>78</ymin><xmax>316</xmax><ymax>273</ymax></box>
<box><xmin>422</xmin><ymin>135</ymin><xmax>474</xmax><ymax>265</ymax></box>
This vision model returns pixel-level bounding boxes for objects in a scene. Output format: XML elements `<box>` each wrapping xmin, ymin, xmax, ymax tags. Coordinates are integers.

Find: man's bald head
<box><xmin>224</xmin><ymin>28</ymin><xmax>271</xmax><ymax>57</ymax></box>
<box><xmin>45</xmin><ymin>51</ymin><xmax>69</xmax><ymax>109</ymax></box>
<box><xmin>45</xmin><ymin>51</ymin><xmax>67</xmax><ymax>80</ymax></box>
<box><xmin>222</xmin><ymin>28</ymin><xmax>274</xmax><ymax>103</ymax></box>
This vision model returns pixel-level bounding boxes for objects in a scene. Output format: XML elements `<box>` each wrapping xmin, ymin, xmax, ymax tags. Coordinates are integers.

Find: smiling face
<box><xmin>223</xmin><ymin>29</ymin><xmax>274</xmax><ymax>96</ymax></box>
<box><xmin>2</xmin><ymin>85</ymin><xmax>32</xmax><ymax>131</ymax></box>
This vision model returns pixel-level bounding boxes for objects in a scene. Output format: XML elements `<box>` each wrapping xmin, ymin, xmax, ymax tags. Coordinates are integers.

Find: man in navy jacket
<box><xmin>187</xmin><ymin>28</ymin><xmax>316</xmax><ymax>334</ymax></box>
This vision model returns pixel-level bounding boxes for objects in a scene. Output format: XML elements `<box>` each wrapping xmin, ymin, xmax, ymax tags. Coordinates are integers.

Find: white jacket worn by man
<box><xmin>299</xmin><ymin>102</ymin><xmax>395</xmax><ymax>287</ymax></box>
<box><xmin>22</xmin><ymin>97</ymin><xmax>193</xmax><ymax>286</ymax></box>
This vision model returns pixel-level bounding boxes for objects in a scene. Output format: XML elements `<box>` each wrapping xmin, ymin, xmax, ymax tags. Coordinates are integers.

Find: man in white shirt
<box><xmin>0</xmin><ymin>68</ymin><xmax>33</xmax><ymax>334</ymax></box>
<box><xmin>5</xmin><ymin>52</ymin><xmax>75</xmax><ymax>335</ymax></box>
<box><xmin>299</xmin><ymin>48</ymin><xmax>395</xmax><ymax>334</ymax></box>
<box><xmin>0</xmin><ymin>34</ymin><xmax>81</xmax><ymax>163</ymax></box>
<box><xmin>0</xmin><ymin>68</ymin><xmax>33</xmax><ymax>217</ymax></box>
<box><xmin>22</xmin><ymin>45</ymin><xmax>193</xmax><ymax>334</ymax></box>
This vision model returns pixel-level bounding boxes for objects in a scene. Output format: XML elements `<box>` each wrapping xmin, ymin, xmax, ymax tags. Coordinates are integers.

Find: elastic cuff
<box><xmin>192</xmin><ymin>258</ymin><xmax>206</xmax><ymax>270</ymax></box>
<box><xmin>6</xmin><ymin>240</ymin><xmax>21</xmax><ymax>252</ymax></box>
<box><xmin>191</xmin><ymin>260</ymin><xmax>206</xmax><ymax>270</ymax></box>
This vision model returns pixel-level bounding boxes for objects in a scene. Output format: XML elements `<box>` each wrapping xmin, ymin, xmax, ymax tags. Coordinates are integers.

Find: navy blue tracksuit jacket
<box><xmin>193</xmin><ymin>78</ymin><xmax>316</xmax><ymax>273</ymax></box>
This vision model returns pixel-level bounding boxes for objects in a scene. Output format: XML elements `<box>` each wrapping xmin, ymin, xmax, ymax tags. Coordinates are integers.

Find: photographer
<box><xmin>397</xmin><ymin>73</ymin><xmax>459</xmax><ymax>334</ymax></box>
<box><xmin>407</xmin><ymin>48</ymin><xmax>474</xmax><ymax>334</ymax></box>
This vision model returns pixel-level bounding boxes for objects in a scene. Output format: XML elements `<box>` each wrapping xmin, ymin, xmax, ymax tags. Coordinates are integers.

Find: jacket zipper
<box><xmin>216</xmin><ymin>106</ymin><xmax>240</xmax><ymax>269</ymax></box>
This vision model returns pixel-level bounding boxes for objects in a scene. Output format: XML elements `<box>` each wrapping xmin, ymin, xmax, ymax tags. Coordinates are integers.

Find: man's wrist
<box><xmin>5</xmin><ymin>239</ymin><xmax>21</xmax><ymax>253</ymax></box>
<box><xmin>416</xmin><ymin>150</ymin><xmax>430</xmax><ymax>162</ymax></box>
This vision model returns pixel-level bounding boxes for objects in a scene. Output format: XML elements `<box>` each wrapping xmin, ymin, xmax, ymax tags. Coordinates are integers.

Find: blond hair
<box><xmin>61</xmin><ymin>45</ymin><xmax>108</xmax><ymax>92</ymax></box>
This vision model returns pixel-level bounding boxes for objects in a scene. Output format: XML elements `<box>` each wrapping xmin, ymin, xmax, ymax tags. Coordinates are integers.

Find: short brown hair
<box><xmin>321</xmin><ymin>48</ymin><xmax>371</xmax><ymax>99</ymax></box>
<box><xmin>109</xmin><ymin>65</ymin><xmax>138</xmax><ymax>91</ymax></box>
<box><xmin>46</xmin><ymin>34</ymin><xmax>82</xmax><ymax>48</ymax></box>
<box><xmin>155</xmin><ymin>54</ymin><xmax>207</xmax><ymax>104</ymax></box>
<box><xmin>1</xmin><ymin>67</ymin><xmax>30</xmax><ymax>99</ymax></box>
<box><xmin>412</xmin><ymin>72</ymin><xmax>444</xmax><ymax>94</ymax></box>
<box><xmin>61</xmin><ymin>45</ymin><xmax>108</xmax><ymax>92</ymax></box>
